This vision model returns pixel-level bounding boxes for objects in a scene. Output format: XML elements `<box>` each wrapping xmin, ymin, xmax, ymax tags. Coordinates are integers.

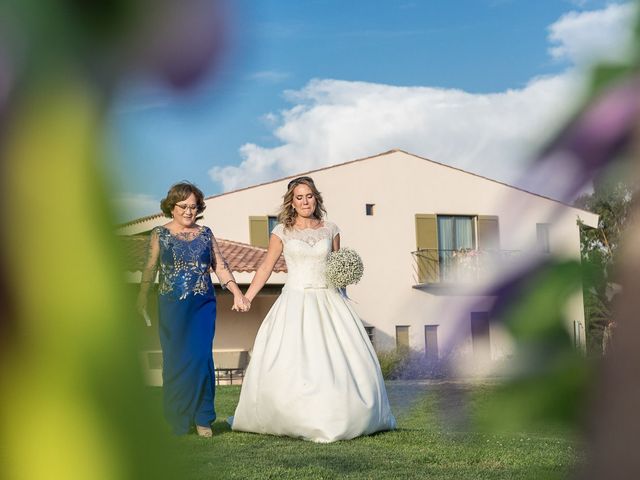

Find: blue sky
<box><xmin>108</xmin><ymin>0</ymin><xmax>635</xmax><ymax>220</ymax></box>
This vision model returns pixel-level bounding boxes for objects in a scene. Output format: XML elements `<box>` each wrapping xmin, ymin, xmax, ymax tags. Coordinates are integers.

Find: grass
<box><xmin>154</xmin><ymin>381</ymin><xmax>581</xmax><ymax>480</ymax></box>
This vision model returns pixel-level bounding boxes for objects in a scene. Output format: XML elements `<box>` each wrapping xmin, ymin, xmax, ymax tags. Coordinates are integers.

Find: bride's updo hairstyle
<box><xmin>277</xmin><ymin>176</ymin><xmax>327</xmax><ymax>229</ymax></box>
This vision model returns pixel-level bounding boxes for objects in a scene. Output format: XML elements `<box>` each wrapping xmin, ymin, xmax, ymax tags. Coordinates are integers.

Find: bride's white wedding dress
<box><xmin>231</xmin><ymin>222</ymin><xmax>396</xmax><ymax>443</ymax></box>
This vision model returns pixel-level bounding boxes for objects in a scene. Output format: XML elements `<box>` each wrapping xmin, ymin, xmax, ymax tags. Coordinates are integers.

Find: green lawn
<box><xmin>156</xmin><ymin>381</ymin><xmax>581</xmax><ymax>480</ymax></box>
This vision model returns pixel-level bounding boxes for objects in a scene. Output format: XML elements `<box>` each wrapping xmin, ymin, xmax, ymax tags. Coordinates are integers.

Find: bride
<box><xmin>230</xmin><ymin>176</ymin><xmax>396</xmax><ymax>443</ymax></box>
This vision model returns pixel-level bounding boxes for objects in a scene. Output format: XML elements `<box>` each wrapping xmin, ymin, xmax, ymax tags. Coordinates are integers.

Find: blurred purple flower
<box><xmin>435</xmin><ymin>79</ymin><xmax>640</xmax><ymax>374</ymax></box>
<box><xmin>135</xmin><ymin>0</ymin><xmax>229</xmax><ymax>89</ymax></box>
<box><xmin>528</xmin><ymin>75</ymin><xmax>640</xmax><ymax>202</ymax></box>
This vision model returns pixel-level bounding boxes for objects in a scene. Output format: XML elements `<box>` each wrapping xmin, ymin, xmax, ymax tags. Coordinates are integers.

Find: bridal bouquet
<box><xmin>325</xmin><ymin>248</ymin><xmax>364</xmax><ymax>288</ymax></box>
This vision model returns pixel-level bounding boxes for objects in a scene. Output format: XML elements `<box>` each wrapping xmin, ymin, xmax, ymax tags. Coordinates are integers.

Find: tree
<box><xmin>575</xmin><ymin>179</ymin><xmax>633</xmax><ymax>355</ymax></box>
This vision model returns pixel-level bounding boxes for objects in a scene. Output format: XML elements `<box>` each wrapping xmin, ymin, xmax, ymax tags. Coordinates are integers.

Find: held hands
<box><xmin>232</xmin><ymin>293</ymin><xmax>251</xmax><ymax>313</ymax></box>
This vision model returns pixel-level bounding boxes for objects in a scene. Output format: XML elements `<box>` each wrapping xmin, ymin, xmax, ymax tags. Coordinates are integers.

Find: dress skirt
<box><xmin>158</xmin><ymin>293</ymin><xmax>217</xmax><ymax>434</ymax></box>
<box><xmin>231</xmin><ymin>286</ymin><xmax>396</xmax><ymax>443</ymax></box>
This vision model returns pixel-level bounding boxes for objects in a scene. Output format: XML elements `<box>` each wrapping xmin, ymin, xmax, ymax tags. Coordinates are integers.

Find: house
<box><xmin>118</xmin><ymin>149</ymin><xmax>598</xmax><ymax>376</ymax></box>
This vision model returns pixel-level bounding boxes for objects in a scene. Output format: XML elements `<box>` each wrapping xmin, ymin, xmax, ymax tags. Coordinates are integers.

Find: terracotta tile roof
<box><xmin>219</xmin><ymin>238</ymin><xmax>287</xmax><ymax>273</ymax></box>
<box><xmin>120</xmin><ymin>235</ymin><xmax>286</xmax><ymax>273</ymax></box>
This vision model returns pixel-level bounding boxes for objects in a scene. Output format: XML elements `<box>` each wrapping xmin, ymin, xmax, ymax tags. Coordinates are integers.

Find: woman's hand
<box><xmin>241</xmin><ymin>296</ymin><xmax>251</xmax><ymax>312</ymax></box>
<box><xmin>232</xmin><ymin>293</ymin><xmax>251</xmax><ymax>312</ymax></box>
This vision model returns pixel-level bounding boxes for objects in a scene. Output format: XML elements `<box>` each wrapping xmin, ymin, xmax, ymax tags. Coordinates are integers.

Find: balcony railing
<box><xmin>411</xmin><ymin>248</ymin><xmax>520</xmax><ymax>286</ymax></box>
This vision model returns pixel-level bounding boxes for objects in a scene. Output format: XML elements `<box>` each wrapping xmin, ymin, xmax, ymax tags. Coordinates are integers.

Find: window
<box><xmin>536</xmin><ymin>223</ymin><xmax>550</xmax><ymax>253</ymax></box>
<box><xmin>364</xmin><ymin>326</ymin><xmax>375</xmax><ymax>345</ymax></box>
<box><xmin>268</xmin><ymin>216</ymin><xmax>278</xmax><ymax>235</ymax></box>
<box><xmin>424</xmin><ymin>325</ymin><xmax>439</xmax><ymax>362</ymax></box>
<box><xmin>437</xmin><ymin>215</ymin><xmax>476</xmax><ymax>250</ymax></box>
<box><xmin>437</xmin><ymin>215</ymin><xmax>476</xmax><ymax>280</ymax></box>
<box><xmin>396</xmin><ymin>325</ymin><xmax>410</xmax><ymax>349</ymax></box>
<box><xmin>470</xmin><ymin>312</ymin><xmax>490</xmax><ymax>362</ymax></box>
<box><xmin>365</xmin><ymin>204</ymin><xmax>375</xmax><ymax>216</ymax></box>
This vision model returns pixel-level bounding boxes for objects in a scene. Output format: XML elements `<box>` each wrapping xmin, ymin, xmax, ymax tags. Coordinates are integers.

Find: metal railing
<box><xmin>141</xmin><ymin>350</ymin><xmax>247</xmax><ymax>386</ymax></box>
<box><xmin>411</xmin><ymin>248</ymin><xmax>520</xmax><ymax>285</ymax></box>
<box><xmin>215</xmin><ymin>367</ymin><xmax>245</xmax><ymax>385</ymax></box>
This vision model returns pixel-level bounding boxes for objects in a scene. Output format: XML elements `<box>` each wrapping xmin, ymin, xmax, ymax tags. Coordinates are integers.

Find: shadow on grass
<box><xmin>211</xmin><ymin>420</ymin><xmax>233</xmax><ymax>436</ymax></box>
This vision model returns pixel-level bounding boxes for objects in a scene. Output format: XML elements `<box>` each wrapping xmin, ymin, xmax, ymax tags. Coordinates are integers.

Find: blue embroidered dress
<box><xmin>141</xmin><ymin>225</ymin><xmax>231</xmax><ymax>434</ymax></box>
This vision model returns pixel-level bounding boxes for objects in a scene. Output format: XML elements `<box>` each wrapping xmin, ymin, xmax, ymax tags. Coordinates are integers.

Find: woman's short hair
<box><xmin>160</xmin><ymin>182</ymin><xmax>206</xmax><ymax>218</ymax></box>
<box><xmin>277</xmin><ymin>176</ymin><xmax>327</xmax><ymax>228</ymax></box>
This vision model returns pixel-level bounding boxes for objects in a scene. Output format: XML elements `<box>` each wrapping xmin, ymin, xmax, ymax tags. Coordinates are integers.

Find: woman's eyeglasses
<box><xmin>175</xmin><ymin>204</ymin><xmax>198</xmax><ymax>212</ymax></box>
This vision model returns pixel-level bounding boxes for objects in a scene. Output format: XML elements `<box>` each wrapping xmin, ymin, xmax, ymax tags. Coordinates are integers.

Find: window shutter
<box><xmin>477</xmin><ymin>216</ymin><xmax>500</xmax><ymax>251</ymax></box>
<box><xmin>396</xmin><ymin>326</ymin><xmax>410</xmax><ymax>350</ymax></box>
<box><xmin>415</xmin><ymin>214</ymin><xmax>439</xmax><ymax>283</ymax></box>
<box><xmin>424</xmin><ymin>325</ymin><xmax>439</xmax><ymax>362</ymax></box>
<box><xmin>249</xmin><ymin>216</ymin><xmax>269</xmax><ymax>248</ymax></box>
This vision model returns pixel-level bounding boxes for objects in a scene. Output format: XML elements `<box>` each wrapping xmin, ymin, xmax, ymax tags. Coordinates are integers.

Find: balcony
<box><xmin>411</xmin><ymin>248</ymin><xmax>520</xmax><ymax>291</ymax></box>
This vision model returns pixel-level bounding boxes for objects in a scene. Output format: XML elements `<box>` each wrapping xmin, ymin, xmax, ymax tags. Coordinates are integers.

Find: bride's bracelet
<box><xmin>223</xmin><ymin>279</ymin><xmax>237</xmax><ymax>290</ymax></box>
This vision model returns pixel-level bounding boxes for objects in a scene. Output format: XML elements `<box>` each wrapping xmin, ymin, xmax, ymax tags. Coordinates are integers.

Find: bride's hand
<box><xmin>232</xmin><ymin>294</ymin><xmax>251</xmax><ymax>312</ymax></box>
<box><xmin>241</xmin><ymin>296</ymin><xmax>252</xmax><ymax>312</ymax></box>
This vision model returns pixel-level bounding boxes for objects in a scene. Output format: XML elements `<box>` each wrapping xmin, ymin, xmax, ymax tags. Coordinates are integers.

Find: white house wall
<box><xmin>118</xmin><ymin>150</ymin><xmax>597</xmax><ymax>359</ymax></box>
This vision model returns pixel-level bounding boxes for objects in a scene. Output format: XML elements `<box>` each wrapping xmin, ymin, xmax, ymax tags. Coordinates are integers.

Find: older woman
<box><xmin>230</xmin><ymin>176</ymin><xmax>396</xmax><ymax>442</ymax></box>
<box><xmin>137</xmin><ymin>182</ymin><xmax>248</xmax><ymax>437</ymax></box>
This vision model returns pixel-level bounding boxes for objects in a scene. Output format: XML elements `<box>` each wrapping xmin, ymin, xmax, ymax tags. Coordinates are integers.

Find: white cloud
<box><xmin>261</xmin><ymin>112</ymin><xmax>279</xmax><ymax>126</ymax></box>
<box><xmin>548</xmin><ymin>2</ymin><xmax>637</xmax><ymax>66</ymax></box>
<box><xmin>209</xmin><ymin>3</ymin><xmax>637</xmax><ymax>193</ymax></box>
<box><xmin>209</xmin><ymin>75</ymin><xmax>582</xmax><ymax>192</ymax></box>
<box><xmin>112</xmin><ymin>193</ymin><xmax>160</xmax><ymax>222</ymax></box>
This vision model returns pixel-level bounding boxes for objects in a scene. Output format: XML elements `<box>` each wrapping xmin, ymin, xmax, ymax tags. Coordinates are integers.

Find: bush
<box><xmin>376</xmin><ymin>347</ymin><xmax>408</xmax><ymax>379</ymax></box>
<box><xmin>376</xmin><ymin>347</ymin><xmax>448</xmax><ymax>380</ymax></box>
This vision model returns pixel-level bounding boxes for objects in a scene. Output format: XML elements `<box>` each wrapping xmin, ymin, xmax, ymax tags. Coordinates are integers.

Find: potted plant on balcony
<box><xmin>451</xmin><ymin>248</ymin><xmax>482</xmax><ymax>282</ymax></box>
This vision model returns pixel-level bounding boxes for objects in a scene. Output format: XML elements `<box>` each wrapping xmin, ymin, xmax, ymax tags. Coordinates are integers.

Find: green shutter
<box><xmin>249</xmin><ymin>216</ymin><xmax>269</xmax><ymax>248</ymax></box>
<box><xmin>396</xmin><ymin>326</ymin><xmax>410</xmax><ymax>350</ymax></box>
<box><xmin>415</xmin><ymin>214</ymin><xmax>439</xmax><ymax>283</ymax></box>
<box><xmin>477</xmin><ymin>216</ymin><xmax>500</xmax><ymax>251</ymax></box>
<box><xmin>424</xmin><ymin>325</ymin><xmax>439</xmax><ymax>362</ymax></box>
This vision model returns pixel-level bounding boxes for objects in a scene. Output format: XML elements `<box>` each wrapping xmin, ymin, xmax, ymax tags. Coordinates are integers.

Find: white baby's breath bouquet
<box><xmin>325</xmin><ymin>248</ymin><xmax>364</xmax><ymax>289</ymax></box>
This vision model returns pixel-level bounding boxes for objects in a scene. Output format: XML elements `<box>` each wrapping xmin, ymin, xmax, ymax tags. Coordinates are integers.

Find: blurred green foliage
<box><xmin>0</xmin><ymin>1</ymin><xmax>218</xmax><ymax>479</ymax></box>
<box><xmin>475</xmin><ymin>0</ymin><xmax>640</xmax><ymax>445</ymax></box>
<box><xmin>576</xmin><ymin>179</ymin><xmax>632</xmax><ymax>354</ymax></box>
<box><xmin>474</xmin><ymin>261</ymin><xmax>590</xmax><ymax>433</ymax></box>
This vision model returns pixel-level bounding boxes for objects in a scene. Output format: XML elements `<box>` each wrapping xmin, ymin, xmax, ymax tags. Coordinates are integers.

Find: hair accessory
<box><xmin>287</xmin><ymin>176</ymin><xmax>313</xmax><ymax>189</ymax></box>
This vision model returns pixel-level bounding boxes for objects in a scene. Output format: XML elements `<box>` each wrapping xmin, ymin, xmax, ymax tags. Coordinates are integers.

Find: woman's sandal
<box><xmin>196</xmin><ymin>425</ymin><xmax>213</xmax><ymax>437</ymax></box>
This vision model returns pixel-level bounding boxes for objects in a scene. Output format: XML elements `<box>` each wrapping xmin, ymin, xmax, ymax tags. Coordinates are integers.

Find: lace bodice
<box><xmin>272</xmin><ymin>222</ymin><xmax>340</xmax><ymax>289</ymax></box>
<box><xmin>140</xmin><ymin>225</ymin><xmax>234</xmax><ymax>301</ymax></box>
<box><xmin>155</xmin><ymin>226</ymin><xmax>214</xmax><ymax>299</ymax></box>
